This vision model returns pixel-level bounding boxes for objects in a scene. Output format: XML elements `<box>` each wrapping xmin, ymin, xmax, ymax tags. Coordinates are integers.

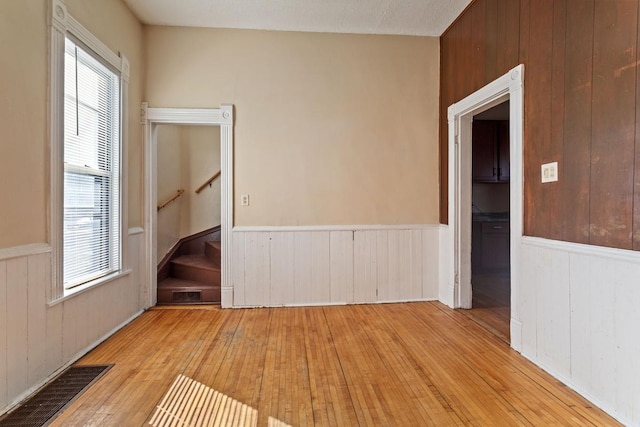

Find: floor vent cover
<box><xmin>0</xmin><ymin>364</ymin><xmax>113</xmax><ymax>427</ymax></box>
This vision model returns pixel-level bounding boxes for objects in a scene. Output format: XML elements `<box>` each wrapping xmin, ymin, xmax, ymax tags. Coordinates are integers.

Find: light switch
<box><xmin>541</xmin><ymin>162</ymin><xmax>558</xmax><ymax>183</ymax></box>
<box><xmin>241</xmin><ymin>194</ymin><xmax>250</xmax><ymax>206</ymax></box>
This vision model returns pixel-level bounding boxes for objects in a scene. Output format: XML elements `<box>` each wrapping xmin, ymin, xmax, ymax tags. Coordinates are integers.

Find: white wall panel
<box><xmin>354</xmin><ymin>231</ymin><xmax>377</xmax><ymax>303</ymax></box>
<box><xmin>26</xmin><ymin>254</ymin><xmax>49</xmax><ymax>386</ymax></box>
<box><xmin>330</xmin><ymin>231</ymin><xmax>353</xmax><ymax>304</ymax></box>
<box><xmin>422</xmin><ymin>228</ymin><xmax>439</xmax><ymax>299</ymax></box>
<box><xmin>521</xmin><ymin>237</ymin><xmax>640</xmax><ymax>427</ymax></box>
<box><xmin>409</xmin><ymin>230</ymin><xmax>423</xmax><ymax>300</ymax></box>
<box><xmin>6</xmin><ymin>257</ymin><xmax>28</xmax><ymax>404</ymax></box>
<box><xmin>520</xmin><ymin>243</ymin><xmax>538</xmax><ymax>358</ymax></box>
<box><xmin>310</xmin><ymin>233</ymin><xmax>331</xmax><ymax>303</ymax></box>
<box><xmin>0</xmin><ymin>232</ymin><xmax>145</xmax><ymax>415</ymax></box>
<box><xmin>232</xmin><ymin>232</ymin><xmax>246</xmax><ymax>306</ymax></box>
<box><xmin>232</xmin><ymin>226</ymin><xmax>441</xmax><ymax>307</ymax></box>
<box><xmin>613</xmin><ymin>261</ymin><xmax>640</xmax><ymax>423</ymax></box>
<box><xmin>568</xmin><ymin>252</ymin><xmax>593</xmax><ymax>395</ymax></box>
<box><xmin>270</xmin><ymin>232</ymin><xmax>295</xmax><ymax>306</ymax></box>
<box><xmin>536</xmin><ymin>248</ymin><xmax>571</xmax><ymax>377</ymax></box>
<box><xmin>243</xmin><ymin>232</ymin><xmax>270</xmax><ymax>307</ymax></box>
<box><xmin>375</xmin><ymin>230</ymin><xmax>390</xmax><ymax>301</ymax></box>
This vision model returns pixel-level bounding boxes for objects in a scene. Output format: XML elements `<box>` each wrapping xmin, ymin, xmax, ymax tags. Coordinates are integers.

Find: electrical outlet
<box><xmin>241</xmin><ymin>194</ymin><xmax>250</xmax><ymax>206</ymax></box>
<box><xmin>541</xmin><ymin>162</ymin><xmax>558</xmax><ymax>183</ymax></box>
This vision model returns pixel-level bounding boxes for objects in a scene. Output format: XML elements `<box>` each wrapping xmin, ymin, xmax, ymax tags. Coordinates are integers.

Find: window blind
<box><xmin>63</xmin><ymin>37</ymin><xmax>121</xmax><ymax>289</ymax></box>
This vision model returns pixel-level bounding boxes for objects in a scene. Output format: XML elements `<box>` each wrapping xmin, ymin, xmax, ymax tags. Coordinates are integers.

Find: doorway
<box><xmin>469</xmin><ymin>101</ymin><xmax>511</xmax><ymax>342</ymax></box>
<box><xmin>447</xmin><ymin>65</ymin><xmax>524</xmax><ymax>352</ymax></box>
<box><xmin>142</xmin><ymin>105</ymin><xmax>234</xmax><ymax>309</ymax></box>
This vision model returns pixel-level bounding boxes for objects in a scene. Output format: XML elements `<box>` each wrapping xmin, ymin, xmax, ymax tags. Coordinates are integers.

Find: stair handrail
<box><xmin>195</xmin><ymin>170</ymin><xmax>221</xmax><ymax>194</ymax></box>
<box><xmin>157</xmin><ymin>189</ymin><xmax>185</xmax><ymax>212</ymax></box>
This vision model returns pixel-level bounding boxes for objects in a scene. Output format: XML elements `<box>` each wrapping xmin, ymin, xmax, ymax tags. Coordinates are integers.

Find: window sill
<box><xmin>48</xmin><ymin>269</ymin><xmax>132</xmax><ymax>307</ymax></box>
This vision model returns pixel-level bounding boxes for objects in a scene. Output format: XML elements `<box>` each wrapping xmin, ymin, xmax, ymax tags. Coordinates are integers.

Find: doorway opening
<box><xmin>142</xmin><ymin>105</ymin><xmax>234</xmax><ymax>309</ymax></box>
<box><xmin>468</xmin><ymin>101</ymin><xmax>511</xmax><ymax>342</ymax></box>
<box><xmin>447</xmin><ymin>65</ymin><xmax>524</xmax><ymax>351</ymax></box>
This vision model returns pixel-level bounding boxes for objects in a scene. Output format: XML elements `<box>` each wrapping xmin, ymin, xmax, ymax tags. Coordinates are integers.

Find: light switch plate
<box><xmin>541</xmin><ymin>162</ymin><xmax>558</xmax><ymax>183</ymax></box>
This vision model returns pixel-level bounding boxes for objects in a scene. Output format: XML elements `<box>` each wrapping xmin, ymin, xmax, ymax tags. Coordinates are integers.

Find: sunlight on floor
<box><xmin>149</xmin><ymin>374</ymin><xmax>292</xmax><ymax>427</ymax></box>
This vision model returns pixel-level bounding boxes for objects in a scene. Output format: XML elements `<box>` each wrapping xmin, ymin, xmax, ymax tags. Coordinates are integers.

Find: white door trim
<box><xmin>446</xmin><ymin>65</ymin><xmax>524</xmax><ymax>351</ymax></box>
<box><xmin>141</xmin><ymin>104</ymin><xmax>234</xmax><ymax>308</ymax></box>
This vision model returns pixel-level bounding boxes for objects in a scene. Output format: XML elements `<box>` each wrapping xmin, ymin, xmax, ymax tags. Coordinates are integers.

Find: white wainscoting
<box><xmin>231</xmin><ymin>225</ymin><xmax>441</xmax><ymax>307</ymax></box>
<box><xmin>0</xmin><ymin>230</ymin><xmax>145</xmax><ymax>415</ymax></box>
<box><xmin>520</xmin><ymin>237</ymin><xmax>640</xmax><ymax>427</ymax></box>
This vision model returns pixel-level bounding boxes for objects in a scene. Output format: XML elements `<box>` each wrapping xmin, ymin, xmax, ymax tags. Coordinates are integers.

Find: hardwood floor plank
<box><xmin>303</xmin><ymin>307</ymin><xmax>358</xmax><ymax>426</ymax></box>
<box><xmin>47</xmin><ymin>302</ymin><xmax>620</xmax><ymax>426</ymax></box>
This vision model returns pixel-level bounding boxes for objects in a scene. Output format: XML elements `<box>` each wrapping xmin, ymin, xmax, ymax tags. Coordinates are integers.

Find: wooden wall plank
<box><xmin>330</xmin><ymin>231</ymin><xmax>354</xmax><ymax>304</ymax></box>
<box><xmin>635</xmin><ymin>0</ymin><xmax>640</xmax><ymax>250</ymax></box>
<box><xmin>562</xmin><ymin>0</ymin><xmax>594</xmax><ymax>244</ymax></box>
<box><xmin>0</xmin><ymin>261</ymin><xmax>7</xmax><ymax>409</ymax></box>
<box><xmin>354</xmin><ymin>231</ymin><xmax>377</xmax><ymax>303</ymax></box>
<box><xmin>504</xmin><ymin>0</ymin><xmax>521</xmax><ymax>70</ymax></box>
<box><xmin>6</xmin><ymin>257</ymin><xmax>28</xmax><ymax>402</ymax></box>
<box><xmin>548</xmin><ymin>0</ymin><xmax>567</xmax><ymax>239</ymax></box>
<box><xmin>484</xmin><ymin>0</ymin><xmax>498</xmax><ymax>83</ymax></box>
<box><xmin>471</xmin><ymin>0</ymin><xmax>488</xmax><ymax>91</ymax></box>
<box><xmin>590</xmin><ymin>0</ymin><xmax>638</xmax><ymax>249</ymax></box>
<box><xmin>523</xmin><ymin>0</ymin><xmax>554</xmax><ymax>239</ymax></box>
<box><xmin>270</xmin><ymin>232</ymin><xmax>295</xmax><ymax>306</ymax></box>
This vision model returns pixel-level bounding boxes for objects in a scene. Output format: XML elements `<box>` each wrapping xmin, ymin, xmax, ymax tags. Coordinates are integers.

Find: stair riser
<box><xmin>158</xmin><ymin>287</ymin><xmax>220</xmax><ymax>304</ymax></box>
<box><xmin>171</xmin><ymin>264</ymin><xmax>220</xmax><ymax>285</ymax></box>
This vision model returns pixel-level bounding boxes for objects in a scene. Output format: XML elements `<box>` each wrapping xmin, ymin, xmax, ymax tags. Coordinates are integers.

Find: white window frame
<box><xmin>49</xmin><ymin>0</ymin><xmax>129</xmax><ymax>302</ymax></box>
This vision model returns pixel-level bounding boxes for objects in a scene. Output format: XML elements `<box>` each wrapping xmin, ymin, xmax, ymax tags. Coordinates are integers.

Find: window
<box><xmin>63</xmin><ymin>37</ymin><xmax>121</xmax><ymax>288</ymax></box>
<box><xmin>49</xmin><ymin>0</ymin><xmax>129</xmax><ymax>298</ymax></box>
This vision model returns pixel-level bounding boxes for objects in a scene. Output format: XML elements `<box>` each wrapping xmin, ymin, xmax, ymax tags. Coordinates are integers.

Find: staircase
<box><xmin>157</xmin><ymin>235</ymin><xmax>221</xmax><ymax>305</ymax></box>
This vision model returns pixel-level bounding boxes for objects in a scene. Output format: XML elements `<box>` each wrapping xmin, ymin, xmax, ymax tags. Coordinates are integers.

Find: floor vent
<box><xmin>0</xmin><ymin>364</ymin><xmax>113</xmax><ymax>427</ymax></box>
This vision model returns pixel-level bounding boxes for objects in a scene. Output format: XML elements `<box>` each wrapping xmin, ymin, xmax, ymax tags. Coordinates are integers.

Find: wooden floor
<box><xmin>463</xmin><ymin>273</ymin><xmax>511</xmax><ymax>343</ymax></box>
<box><xmin>50</xmin><ymin>302</ymin><xmax>619</xmax><ymax>426</ymax></box>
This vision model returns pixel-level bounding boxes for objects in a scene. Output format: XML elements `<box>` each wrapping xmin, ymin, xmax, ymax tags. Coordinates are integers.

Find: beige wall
<box><xmin>179</xmin><ymin>126</ymin><xmax>221</xmax><ymax>236</ymax></box>
<box><xmin>145</xmin><ymin>27</ymin><xmax>440</xmax><ymax>226</ymax></box>
<box><xmin>0</xmin><ymin>0</ymin><xmax>144</xmax><ymax>249</ymax></box>
<box><xmin>156</xmin><ymin>125</ymin><xmax>220</xmax><ymax>259</ymax></box>
<box><xmin>156</xmin><ymin>125</ymin><xmax>182</xmax><ymax>258</ymax></box>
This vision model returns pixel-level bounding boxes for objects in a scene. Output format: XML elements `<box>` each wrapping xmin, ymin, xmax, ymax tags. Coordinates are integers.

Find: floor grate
<box><xmin>0</xmin><ymin>365</ymin><xmax>113</xmax><ymax>427</ymax></box>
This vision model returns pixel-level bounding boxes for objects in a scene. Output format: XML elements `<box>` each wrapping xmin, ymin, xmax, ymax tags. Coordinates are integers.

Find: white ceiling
<box><xmin>123</xmin><ymin>0</ymin><xmax>471</xmax><ymax>37</ymax></box>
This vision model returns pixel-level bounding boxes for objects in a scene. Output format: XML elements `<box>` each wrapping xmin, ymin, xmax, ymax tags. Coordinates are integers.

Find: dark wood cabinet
<box><xmin>472</xmin><ymin>120</ymin><xmax>509</xmax><ymax>182</ymax></box>
<box><xmin>472</xmin><ymin>219</ymin><xmax>510</xmax><ymax>273</ymax></box>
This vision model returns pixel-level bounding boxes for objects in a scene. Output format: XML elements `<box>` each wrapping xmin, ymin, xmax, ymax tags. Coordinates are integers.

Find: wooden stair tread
<box><xmin>171</xmin><ymin>254</ymin><xmax>219</xmax><ymax>271</ymax></box>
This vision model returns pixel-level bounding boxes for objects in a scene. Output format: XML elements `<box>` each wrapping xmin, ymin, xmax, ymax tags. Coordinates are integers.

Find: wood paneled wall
<box><xmin>440</xmin><ymin>0</ymin><xmax>640</xmax><ymax>251</ymax></box>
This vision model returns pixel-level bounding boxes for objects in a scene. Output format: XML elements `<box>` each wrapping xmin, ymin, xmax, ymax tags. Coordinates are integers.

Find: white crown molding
<box><xmin>146</xmin><ymin>107</ymin><xmax>228</xmax><ymax>125</ymax></box>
